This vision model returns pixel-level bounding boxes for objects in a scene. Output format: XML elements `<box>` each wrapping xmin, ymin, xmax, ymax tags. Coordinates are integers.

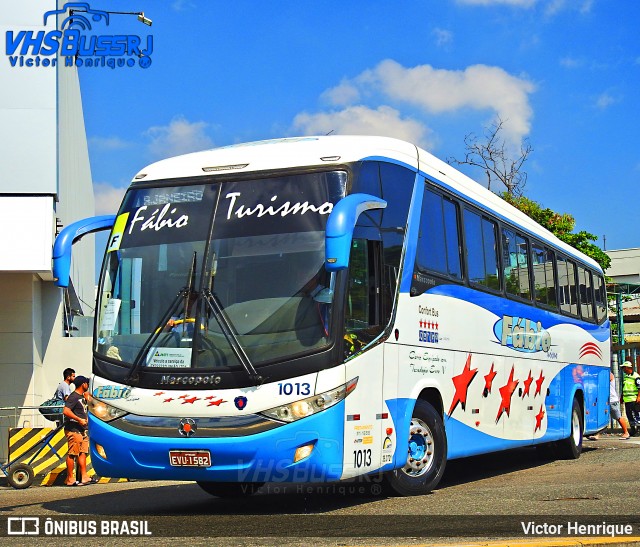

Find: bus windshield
<box><xmin>95</xmin><ymin>170</ymin><xmax>347</xmax><ymax>371</ymax></box>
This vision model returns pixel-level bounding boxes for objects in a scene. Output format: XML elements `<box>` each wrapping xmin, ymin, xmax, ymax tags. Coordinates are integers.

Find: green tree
<box><xmin>500</xmin><ymin>193</ymin><xmax>610</xmax><ymax>271</ymax></box>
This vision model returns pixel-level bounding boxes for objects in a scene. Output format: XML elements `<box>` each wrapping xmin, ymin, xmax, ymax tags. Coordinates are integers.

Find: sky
<box><xmin>78</xmin><ymin>0</ymin><xmax>640</xmax><ymax>253</ymax></box>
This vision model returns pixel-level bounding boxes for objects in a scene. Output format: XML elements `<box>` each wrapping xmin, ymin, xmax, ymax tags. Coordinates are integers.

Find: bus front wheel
<box><xmin>383</xmin><ymin>399</ymin><xmax>447</xmax><ymax>496</ymax></box>
<box><xmin>196</xmin><ymin>481</ymin><xmax>264</xmax><ymax>498</ymax></box>
<box><xmin>555</xmin><ymin>398</ymin><xmax>583</xmax><ymax>459</ymax></box>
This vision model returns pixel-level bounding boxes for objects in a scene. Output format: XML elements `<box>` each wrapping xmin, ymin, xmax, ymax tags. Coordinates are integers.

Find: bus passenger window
<box><xmin>577</xmin><ymin>266</ymin><xmax>594</xmax><ymax>321</ymax></box>
<box><xmin>464</xmin><ymin>210</ymin><xmax>499</xmax><ymax>290</ymax></box>
<box><xmin>415</xmin><ymin>188</ymin><xmax>461</xmax><ymax>279</ymax></box>
<box><xmin>503</xmin><ymin>229</ymin><xmax>531</xmax><ymax>300</ymax></box>
<box><xmin>593</xmin><ymin>274</ymin><xmax>607</xmax><ymax>323</ymax></box>
<box><xmin>532</xmin><ymin>243</ymin><xmax>557</xmax><ymax>309</ymax></box>
<box><xmin>558</xmin><ymin>257</ymin><xmax>579</xmax><ymax>316</ymax></box>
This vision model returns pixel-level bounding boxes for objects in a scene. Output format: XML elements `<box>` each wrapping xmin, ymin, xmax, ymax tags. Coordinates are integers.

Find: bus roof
<box><xmin>131</xmin><ymin>135</ymin><xmax>600</xmax><ymax>272</ymax></box>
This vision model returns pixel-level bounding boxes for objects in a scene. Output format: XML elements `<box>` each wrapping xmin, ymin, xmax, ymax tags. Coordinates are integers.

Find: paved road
<box><xmin>1</xmin><ymin>434</ymin><xmax>639</xmax><ymax>546</ymax></box>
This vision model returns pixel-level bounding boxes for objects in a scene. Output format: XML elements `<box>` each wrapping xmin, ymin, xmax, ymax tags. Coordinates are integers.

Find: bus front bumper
<box><xmin>88</xmin><ymin>402</ymin><xmax>345</xmax><ymax>483</ymax></box>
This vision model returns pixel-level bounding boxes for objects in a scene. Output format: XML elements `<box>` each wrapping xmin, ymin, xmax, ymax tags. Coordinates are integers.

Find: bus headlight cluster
<box><xmin>88</xmin><ymin>397</ymin><xmax>128</xmax><ymax>422</ymax></box>
<box><xmin>260</xmin><ymin>377</ymin><xmax>358</xmax><ymax>423</ymax></box>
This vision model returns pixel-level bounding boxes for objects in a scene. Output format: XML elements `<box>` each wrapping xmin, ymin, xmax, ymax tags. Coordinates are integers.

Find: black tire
<box><xmin>555</xmin><ymin>398</ymin><xmax>583</xmax><ymax>459</ymax></box>
<box><xmin>382</xmin><ymin>399</ymin><xmax>447</xmax><ymax>496</ymax></box>
<box><xmin>196</xmin><ymin>481</ymin><xmax>263</xmax><ymax>497</ymax></box>
<box><xmin>7</xmin><ymin>463</ymin><xmax>34</xmax><ymax>489</ymax></box>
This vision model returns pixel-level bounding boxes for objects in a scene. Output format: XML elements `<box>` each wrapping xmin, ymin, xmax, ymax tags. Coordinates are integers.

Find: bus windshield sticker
<box><xmin>146</xmin><ymin>348</ymin><xmax>192</xmax><ymax>368</ymax></box>
<box><xmin>100</xmin><ymin>298</ymin><xmax>121</xmax><ymax>331</ymax></box>
<box><xmin>107</xmin><ymin>213</ymin><xmax>129</xmax><ymax>253</ymax></box>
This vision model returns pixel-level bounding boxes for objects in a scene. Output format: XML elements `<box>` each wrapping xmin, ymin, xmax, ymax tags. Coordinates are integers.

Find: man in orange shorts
<box><xmin>62</xmin><ymin>375</ymin><xmax>94</xmax><ymax>486</ymax></box>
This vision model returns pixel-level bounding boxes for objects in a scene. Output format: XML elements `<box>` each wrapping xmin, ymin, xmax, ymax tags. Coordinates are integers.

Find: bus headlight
<box><xmin>88</xmin><ymin>397</ymin><xmax>128</xmax><ymax>422</ymax></box>
<box><xmin>260</xmin><ymin>377</ymin><xmax>358</xmax><ymax>423</ymax></box>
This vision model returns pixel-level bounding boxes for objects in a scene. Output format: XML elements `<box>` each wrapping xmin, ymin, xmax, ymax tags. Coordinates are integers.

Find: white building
<box><xmin>0</xmin><ymin>1</ymin><xmax>95</xmax><ymax>457</ymax></box>
<box><xmin>606</xmin><ymin>248</ymin><xmax>640</xmax><ymax>343</ymax></box>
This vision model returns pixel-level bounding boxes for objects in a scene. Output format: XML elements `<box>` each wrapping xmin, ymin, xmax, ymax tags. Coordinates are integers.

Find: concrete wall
<box><xmin>0</xmin><ymin>1</ymin><xmax>96</xmax><ymax>461</ymax></box>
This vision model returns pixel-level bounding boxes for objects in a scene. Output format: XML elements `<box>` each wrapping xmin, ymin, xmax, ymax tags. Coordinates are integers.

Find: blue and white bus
<box><xmin>54</xmin><ymin>136</ymin><xmax>610</xmax><ymax>496</ymax></box>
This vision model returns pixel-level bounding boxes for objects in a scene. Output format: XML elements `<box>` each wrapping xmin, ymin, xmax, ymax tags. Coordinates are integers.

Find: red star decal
<box><xmin>204</xmin><ymin>396</ymin><xmax>215</xmax><ymax>400</ymax></box>
<box><xmin>535</xmin><ymin>405</ymin><xmax>545</xmax><ymax>432</ymax></box>
<box><xmin>207</xmin><ymin>399</ymin><xmax>226</xmax><ymax>407</ymax></box>
<box><xmin>434</xmin><ymin>322</ymin><xmax>439</xmax><ymax>330</ymax></box>
<box><xmin>178</xmin><ymin>394</ymin><xmax>190</xmax><ymax>399</ymax></box>
<box><xmin>522</xmin><ymin>371</ymin><xmax>534</xmax><ymax>398</ymax></box>
<box><xmin>534</xmin><ymin>370</ymin><xmax>545</xmax><ymax>397</ymax></box>
<box><xmin>163</xmin><ymin>398</ymin><xmax>174</xmax><ymax>403</ymax></box>
<box><xmin>448</xmin><ymin>354</ymin><xmax>478</xmax><ymax>416</ymax></box>
<box><xmin>484</xmin><ymin>363</ymin><xmax>497</xmax><ymax>394</ymax></box>
<box><xmin>181</xmin><ymin>396</ymin><xmax>200</xmax><ymax>404</ymax></box>
<box><xmin>154</xmin><ymin>392</ymin><xmax>165</xmax><ymax>396</ymax></box>
<box><xmin>495</xmin><ymin>366</ymin><xmax>519</xmax><ymax>423</ymax></box>
<box><xmin>427</xmin><ymin>321</ymin><xmax>432</xmax><ymax>329</ymax></box>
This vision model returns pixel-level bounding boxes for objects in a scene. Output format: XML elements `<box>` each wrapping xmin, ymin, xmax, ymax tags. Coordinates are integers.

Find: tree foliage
<box><xmin>500</xmin><ymin>192</ymin><xmax>611</xmax><ymax>271</ymax></box>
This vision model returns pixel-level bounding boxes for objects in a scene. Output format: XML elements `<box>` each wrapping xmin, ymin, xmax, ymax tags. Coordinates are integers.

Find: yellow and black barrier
<box><xmin>7</xmin><ymin>427</ymin><xmax>127</xmax><ymax>486</ymax></box>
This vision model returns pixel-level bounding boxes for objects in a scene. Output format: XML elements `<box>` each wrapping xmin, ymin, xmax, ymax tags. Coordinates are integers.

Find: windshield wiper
<box><xmin>125</xmin><ymin>252</ymin><xmax>199</xmax><ymax>383</ymax></box>
<box><xmin>201</xmin><ymin>288</ymin><xmax>263</xmax><ymax>386</ymax></box>
<box><xmin>124</xmin><ymin>286</ymin><xmax>192</xmax><ymax>383</ymax></box>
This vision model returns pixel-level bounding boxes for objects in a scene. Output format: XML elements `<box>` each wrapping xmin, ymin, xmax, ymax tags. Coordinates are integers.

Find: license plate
<box><xmin>169</xmin><ymin>450</ymin><xmax>211</xmax><ymax>467</ymax></box>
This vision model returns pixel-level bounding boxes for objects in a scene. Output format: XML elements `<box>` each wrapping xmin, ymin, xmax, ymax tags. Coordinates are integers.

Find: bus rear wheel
<box><xmin>555</xmin><ymin>398</ymin><xmax>583</xmax><ymax>459</ymax></box>
<box><xmin>383</xmin><ymin>399</ymin><xmax>447</xmax><ymax>496</ymax></box>
<box><xmin>196</xmin><ymin>481</ymin><xmax>264</xmax><ymax>498</ymax></box>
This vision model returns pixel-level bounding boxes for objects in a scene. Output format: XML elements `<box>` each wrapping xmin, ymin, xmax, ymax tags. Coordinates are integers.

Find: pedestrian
<box><xmin>55</xmin><ymin>368</ymin><xmax>75</xmax><ymax>402</ymax></box>
<box><xmin>53</xmin><ymin>368</ymin><xmax>75</xmax><ymax>428</ymax></box>
<box><xmin>621</xmin><ymin>361</ymin><xmax>640</xmax><ymax>437</ymax></box>
<box><xmin>62</xmin><ymin>375</ymin><xmax>96</xmax><ymax>486</ymax></box>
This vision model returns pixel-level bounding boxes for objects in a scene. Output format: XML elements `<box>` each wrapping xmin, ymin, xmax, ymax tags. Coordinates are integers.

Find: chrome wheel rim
<box><xmin>402</xmin><ymin>418</ymin><xmax>435</xmax><ymax>477</ymax></box>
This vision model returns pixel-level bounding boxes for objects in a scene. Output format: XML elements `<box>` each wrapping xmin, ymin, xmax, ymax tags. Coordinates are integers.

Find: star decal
<box><xmin>178</xmin><ymin>394</ymin><xmax>190</xmax><ymax>399</ymax></box>
<box><xmin>534</xmin><ymin>370</ymin><xmax>545</xmax><ymax>397</ymax></box>
<box><xmin>495</xmin><ymin>366</ymin><xmax>519</xmax><ymax>423</ymax></box>
<box><xmin>535</xmin><ymin>405</ymin><xmax>545</xmax><ymax>432</ymax></box>
<box><xmin>181</xmin><ymin>396</ymin><xmax>200</xmax><ymax>404</ymax></box>
<box><xmin>483</xmin><ymin>363</ymin><xmax>497</xmax><ymax>395</ymax></box>
<box><xmin>163</xmin><ymin>397</ymin><xmax>174</xmax><ymax>403</ymax></box>
<box><xmin>448</xmin><ymin>354</ymin><xmax>478</xmax><ymax>416</ymax></box>
<box><xmin>522</xmin><ymin>370</ymin><xmax>534</xmax><ymax>398</ymax></box>
<box><xmin>207</xmin><ymin>399</ymin><xmax>226</xmax><ymax>407</ymax></box>
<box><xmin>154</xmin><ymin>392</ymin><xmax>165</xmax><ymax>396</ymax></box>
<box><xmin>204</xmin><ymin>396</ymin><xmax>216</xmax><ymax>400</ymax></box>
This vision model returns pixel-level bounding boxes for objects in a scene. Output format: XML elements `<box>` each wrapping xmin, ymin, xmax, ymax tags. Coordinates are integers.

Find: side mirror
<box><xmin>325</xmin><ymin>194</ymin><xmax>387</xmax><ymax>271</ymax></box>
<box><xmin>53</xmin><ymin>215</ymin><xmax>116</xmax><ymax>288</ymax></box>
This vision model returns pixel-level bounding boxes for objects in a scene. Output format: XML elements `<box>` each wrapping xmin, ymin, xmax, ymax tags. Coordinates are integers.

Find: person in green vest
<box><xmin>621</xmin><ymin>361</ymin><xmax>640</xmax><ymax>437</ymax></box>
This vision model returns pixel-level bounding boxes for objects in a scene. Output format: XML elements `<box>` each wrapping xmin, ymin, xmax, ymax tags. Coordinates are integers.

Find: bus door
<box><xmin>583</xmin><ymin>367</ymin><xmax>609</xmax><ymax>432</ymax></box>
<box><xmin>341</xmin><ymin>238</ymin><xmax>386</xmax><ymax>478</ymax></box>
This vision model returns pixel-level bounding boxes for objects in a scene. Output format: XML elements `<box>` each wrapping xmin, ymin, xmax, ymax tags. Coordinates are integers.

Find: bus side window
<box><xmin>464</xmin><ymin>209</ymin><xmax>499</xmax><ymax>291</ymax></box>
<box><xmin>577</xmin><ymin>266</ymin><xmax>594</xmax><ymax>321</ymax></box>
<box><xmin>415</xmin><ymin>187</ymin><xmax>462</xmax><ymax>280</ymax></box>
<box><xmin>503</xmin><ymin>229</ymin><xmax>531</xmax><ymax>300</ymax></box>
<box><xmin>344</xmin><ymin>239</ymin><xmax>383</xmax><ymax>356</ymax></box>
<box><xmin>593</xmin><ymin>274</ymin><xmax>607</xmax><ymax>324</ymax></box>
<box><xmin>532</xmin><ymin>243</ymin><xmax>557</xmax><ymax>309</ymax></box>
